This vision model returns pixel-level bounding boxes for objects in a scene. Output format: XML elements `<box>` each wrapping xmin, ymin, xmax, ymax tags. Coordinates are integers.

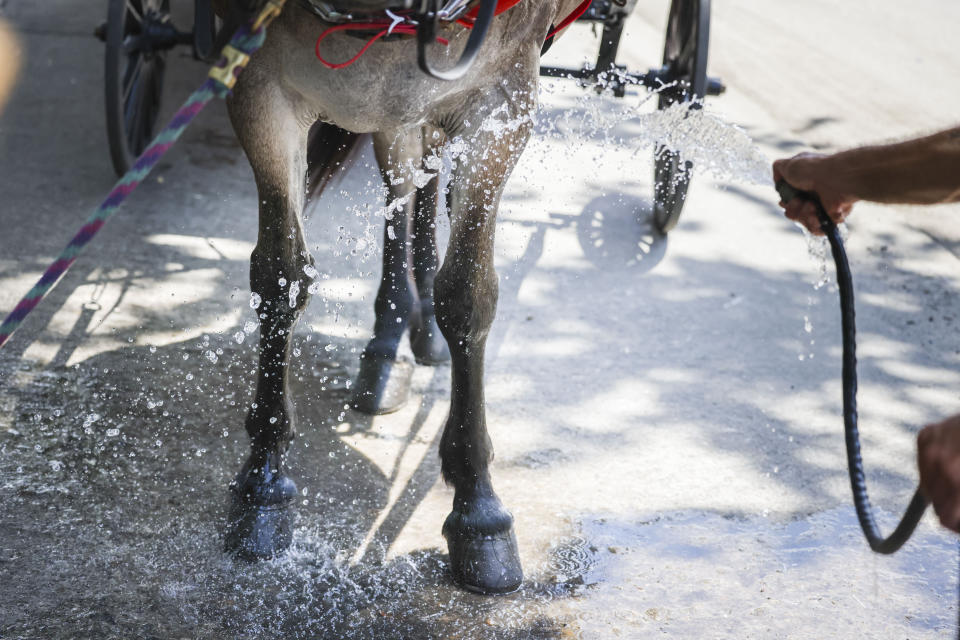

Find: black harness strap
<box><xmin>416</xmin><ymin>0</ymin><xmax>498</xmax><ymax>80</ymax></box>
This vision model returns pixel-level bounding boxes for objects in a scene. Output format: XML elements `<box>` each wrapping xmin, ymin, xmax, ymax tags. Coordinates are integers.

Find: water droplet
<box><xmin>82</xmin><ymin>413</ymin><xmax>101</xmax><ymax>432</ymax></box>
<box><xmin>289</xmin><ymin>280</ymin><xmax>300</xmax><ymax>308</ymax></box>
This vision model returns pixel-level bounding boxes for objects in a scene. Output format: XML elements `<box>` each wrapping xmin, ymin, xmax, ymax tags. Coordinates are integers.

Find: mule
<box><xmin>220</xmin><ymin>0</ymin><xmax>585</xmax><ymax>594</ymax></box>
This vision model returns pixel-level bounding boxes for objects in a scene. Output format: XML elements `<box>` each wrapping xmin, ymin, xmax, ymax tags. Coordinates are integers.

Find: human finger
<box><xmin>796</xmin><ymin>202</ymin><xmax>825</xmax><ymax>236</ymax></box>
<box><xmin>772</xmin><ymin>159</ymin><xmax>786</xmax><ymax>185</ymax></box>
<box><xmin>918</xmin><ymin>425</ymin><xmax>948</xmax><ymax>498</ymax></box>
<box><xmin>935</xmin><ymin>480</ymin><xmax>960</xmax><ymax>533</ymax></box>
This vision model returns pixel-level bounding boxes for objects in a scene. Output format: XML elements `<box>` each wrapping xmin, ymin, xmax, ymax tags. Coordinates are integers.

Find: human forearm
<box><xmin>774</xmin><ymin>125</ymin><xmax>960</xmax><ymax>234</ymax></box>
<box><xmin>826</xmin><ymin>127</ymin><xmax>960</xmax><ymax>206</ymax></box>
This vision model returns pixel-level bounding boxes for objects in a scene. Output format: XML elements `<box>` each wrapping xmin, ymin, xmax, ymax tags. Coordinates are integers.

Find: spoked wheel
<box><xmin>105</xmin><ymin>0</ymin><xmax>171</xmax><ymax>177</ymax></box>
<box><xmin>652</xmin><ymin>0</ymin><xmax>710</xmax><ymax>235</ymax></box>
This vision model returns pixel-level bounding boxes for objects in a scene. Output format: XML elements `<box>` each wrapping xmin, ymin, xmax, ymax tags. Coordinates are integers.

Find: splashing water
<box><xmin>627</xmin><ymin>100</ymin><xmax>772</xmax><ymax>186</ymax></box>
<box><xmin>539</xmin><ymin>88</ymin><xmax>841</xmax><ymax>286</ymax></box>
<box><xmin>533</xmin><ymin>83</ymin><xmax>773</xmax><ymax>187</ymax></box>
<box><xmin>0</xmin><ymin>74</ymin><xmax>869</xmax><ymax>640</ymax></box>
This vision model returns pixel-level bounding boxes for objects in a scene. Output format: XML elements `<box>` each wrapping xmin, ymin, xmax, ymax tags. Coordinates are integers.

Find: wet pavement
<box><xmin>2</xmin><ymin>0</ymin><xmax>960</xmax><ymax>638</ymax></box>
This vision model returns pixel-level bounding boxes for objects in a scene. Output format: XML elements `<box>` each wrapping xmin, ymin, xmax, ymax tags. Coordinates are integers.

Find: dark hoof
<box><xmin>350</xmin><ymin>354</ymin><xmax>414</xmax><ymax>415</ymax></box>
<box><xmin>224</xmin><ymin>500</ymin><xmax>293</xmax><ymax>561</ymax></box>
<box><xmin>410</xmin><ymin>315</ymin><xmax>450</xmax><ymax>366</ymax></box>
<box><xmin>443</xmin><ymin>512</ymin><xmax>523</xmax><ymax>594</ymax></box>
<box><xmin>225</xmin><ymin>459</ymin><xmax>296</xmax><ymax>560</ymax></box>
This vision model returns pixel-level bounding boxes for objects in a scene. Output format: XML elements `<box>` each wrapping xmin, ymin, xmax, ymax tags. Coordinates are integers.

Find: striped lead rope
<box><xmin>0</xmin><ymin>2</ymin><xmax>286</xmax><ymax>349</ymax></box>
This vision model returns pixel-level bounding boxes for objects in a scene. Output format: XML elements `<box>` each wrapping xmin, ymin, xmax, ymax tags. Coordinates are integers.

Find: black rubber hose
<box><xmin>417</xmin><ymin>0</ymin><xmax>498</xmax><ymax>81</ymax></box>
<box><xmin>775</xmin><ymin>179</ymin><xmax>928</xmax><ymax>554</ymax></box>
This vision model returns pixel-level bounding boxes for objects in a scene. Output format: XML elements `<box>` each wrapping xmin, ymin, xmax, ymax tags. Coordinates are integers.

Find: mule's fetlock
<box><xmin>230</xmin><ymin>454</ymin><xmax>298</xmax><ymax>506</ymax></box>
<box><xmin>445</xmin><ymin>492</ymin><xmax>515</xmax><ymax>536</ymax></box>
<box><xmin>410</xmin><ymin>310</ymin><xmax>450</xmax><ymax>365</ymax></box>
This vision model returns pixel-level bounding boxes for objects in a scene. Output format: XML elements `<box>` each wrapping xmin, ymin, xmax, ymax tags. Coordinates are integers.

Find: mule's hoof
<box><xmin>350</xmin><ymin>355</ymin><xmax>413</xmax><ymax>415</ymax></box>
<box><xmin>410</xmin><ymin>316</ymin><xmax>450</xmax><ymax>366</ymax></box>
<box><xmin>443</xmin><ymin>513</ymin><xmax>523</xmax><ymax>594</ymax></box>
<box><xmin>224</xmin><ymin>500</ymin><xmax>293</xmax><ymax>561</ymax></box>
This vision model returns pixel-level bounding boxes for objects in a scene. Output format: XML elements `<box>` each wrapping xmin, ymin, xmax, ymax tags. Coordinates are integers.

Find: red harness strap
<box><xmin>458</xmin><ymin>0</ymin><xmax>592</xmax><ymax>36</ymax></box>
<box><xmin>546</xmin><ymin>0</ymin><xmax>592</xmax><ymax>39</ymax></box>
<box><xmin>459</xmin><ymin>0</ymin><xmax>524</xmax><ymax>23</ymax></box>
<box><xmin>314</xmin><ymin>0</ymin><xmax>593</xmax><ymax>70</ymax></box>
<box><xmin>315</xmin><ymin>22</ymin><xmax>449</xmax><ymax>70</ymax></box>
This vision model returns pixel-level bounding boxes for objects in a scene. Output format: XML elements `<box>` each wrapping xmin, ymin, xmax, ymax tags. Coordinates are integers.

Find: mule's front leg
<box><xmin>437</xmin><ymin>106</ymin><xmax>532</xmax><ymax>594</ymax></box>
<box><xmin>224</xmin><ymin>71</ymin><xmax>312</xmax><ymax>560</ymax></box>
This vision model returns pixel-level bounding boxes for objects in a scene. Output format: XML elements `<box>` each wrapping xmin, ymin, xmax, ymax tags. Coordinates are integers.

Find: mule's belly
<box><xmin>279</xmin><ymin>30</ymin><xmax>489</xmax><ymax>132</ymax></box>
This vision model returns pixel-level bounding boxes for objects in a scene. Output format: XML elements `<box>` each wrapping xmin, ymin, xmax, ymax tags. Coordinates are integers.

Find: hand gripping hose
<box><xmin>775</xmin><ymin>179</ymin><xmax>928</xmax><ymax>554</ymax></box>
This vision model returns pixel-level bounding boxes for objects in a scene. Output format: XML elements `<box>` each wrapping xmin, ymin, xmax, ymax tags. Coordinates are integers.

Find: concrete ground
<box><xmin>2</xmin><ymin>1</ymin><xmax>960</xmax><ymax>638</ymax></box>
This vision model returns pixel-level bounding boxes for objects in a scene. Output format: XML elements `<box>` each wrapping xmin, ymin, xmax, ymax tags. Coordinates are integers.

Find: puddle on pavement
<box><xmin>547</xmin><ymin>509</ymin><xmax>957</xmax><ymax>639</ymax></box>
<box><xmin>1</xmin><ymin>338</ymin><xmax>956</xmax><ymax>639</ymax></box>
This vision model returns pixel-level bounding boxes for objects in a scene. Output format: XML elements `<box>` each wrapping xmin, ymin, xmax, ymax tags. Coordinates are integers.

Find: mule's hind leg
<box><xmin>350</xmin><ymin>129</ymin><xmax>424</xmax><ymax>415</ymax></box>
<box><xmin>436</xmin><ymin>100</ymin><xmax>533</xmax><ymax>594</ymax></box>
<box><xmin>223</xmin><ymin>70</ymin><xmax>312</xmax><ymax>559</ymax></box>
<box><xmin>408</xmin><ymin>131</ymin><xmax>450</xmax><ymax>366</ymax></box>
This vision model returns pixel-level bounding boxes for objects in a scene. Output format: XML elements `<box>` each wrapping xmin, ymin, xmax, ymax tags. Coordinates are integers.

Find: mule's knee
<box><xmin>250</xmin><ymin>246</ymin><xmax>313</xmax><ymax>316</ymax></box>
<box><xmin>434</xmin><ymin>263</ymin><xmax>499</xmax><ymax>353</ymax></box>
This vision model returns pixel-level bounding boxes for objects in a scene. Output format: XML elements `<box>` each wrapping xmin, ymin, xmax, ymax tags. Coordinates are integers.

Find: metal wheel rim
<box><xmin>653</xmin><ymin>0</ymin><xmax>710</xmax><ymax>234</ymax></box>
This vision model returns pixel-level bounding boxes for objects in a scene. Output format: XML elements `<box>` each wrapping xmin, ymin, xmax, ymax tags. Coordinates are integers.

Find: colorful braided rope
<box><xmin>0</xmin><ymin>24</ymin><xmax>268</xmax><ymax>349</ymax></box>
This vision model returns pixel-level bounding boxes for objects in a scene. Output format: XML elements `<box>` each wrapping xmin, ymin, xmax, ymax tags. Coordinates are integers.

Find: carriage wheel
<box><xmin>105</xmin><ymin>0</ymin><xmax>170</xmax><ymax>177</ymax></box>
<box><xmin>652</xmin><ymin>0</ymin><xmax>710</xmax><ymax>235</ymax></box>
<box><xmin>193</xmin><ymin>0</ymin><xmax>223</xmax><ymax>62</ymax></box>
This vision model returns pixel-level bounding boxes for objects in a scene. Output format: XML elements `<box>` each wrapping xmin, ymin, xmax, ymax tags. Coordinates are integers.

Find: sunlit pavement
<box><xmin>2</xmin><ymin>1</ymin><xmax>960</xmax><ymax>638</ymax></box>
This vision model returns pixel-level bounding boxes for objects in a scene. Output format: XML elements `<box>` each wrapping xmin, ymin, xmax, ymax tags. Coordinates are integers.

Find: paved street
<box><xmin>2</xmin><ymin>1</ymin><xmax>960</xmax><ymax>637</ymax></box>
